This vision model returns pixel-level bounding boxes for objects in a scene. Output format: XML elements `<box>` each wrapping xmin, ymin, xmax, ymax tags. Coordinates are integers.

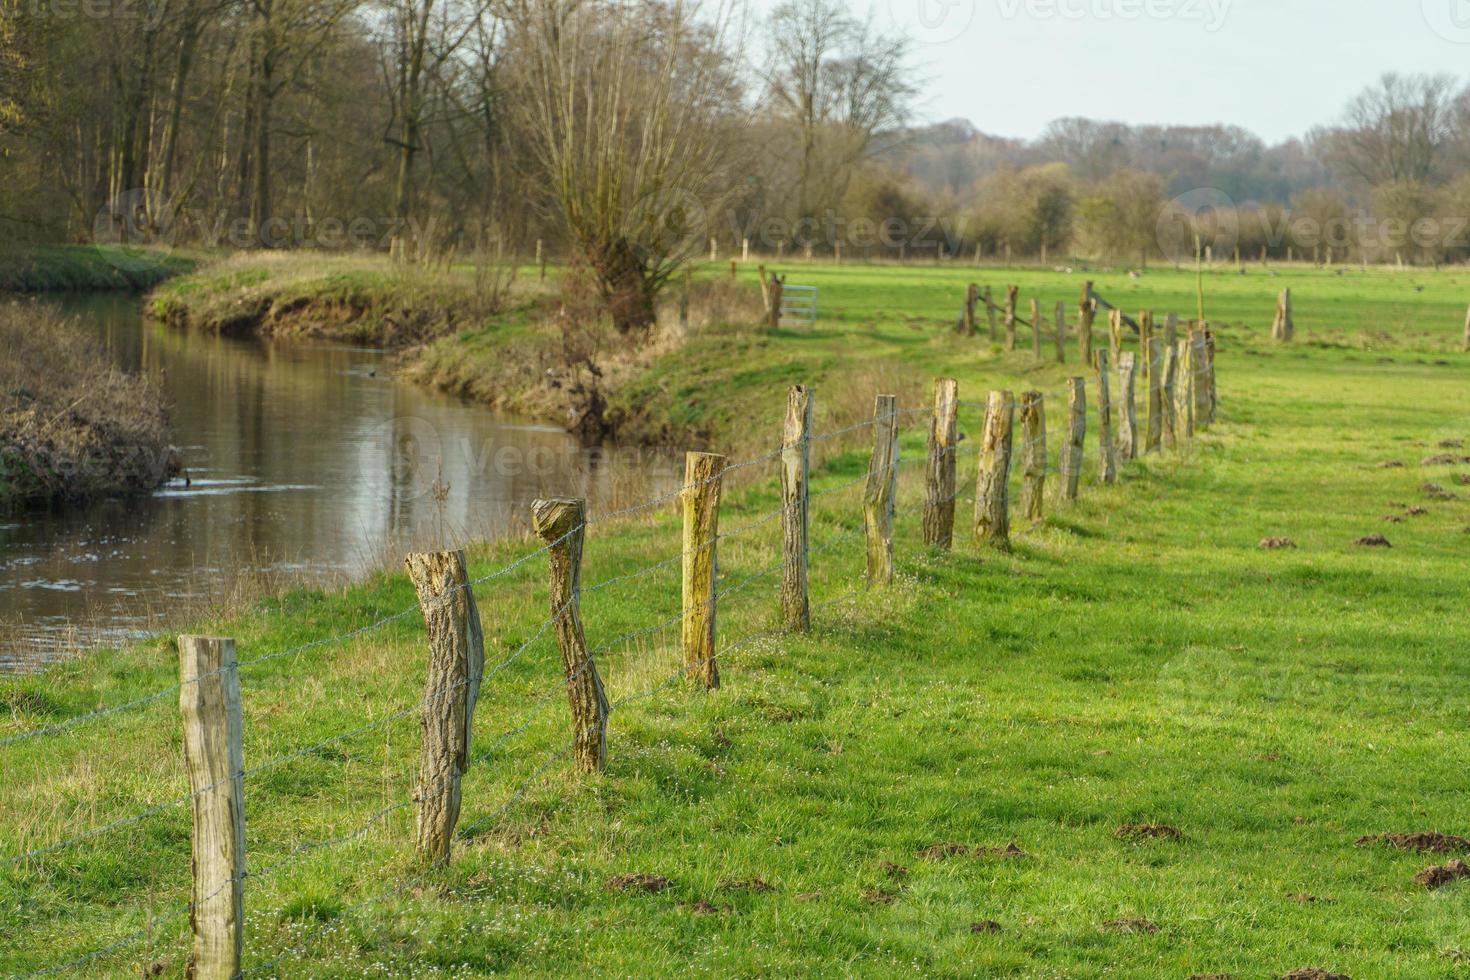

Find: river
<box><xmin>0</xmin><ymin>295</ymin><xmax>667</xmax><ymax>671</ymax></box>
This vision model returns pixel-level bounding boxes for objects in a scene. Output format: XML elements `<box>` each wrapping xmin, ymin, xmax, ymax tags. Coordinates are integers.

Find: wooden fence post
<box><xmin>531</xmin><ymin>498</ymin><xmax>608</xmax><ymax>773</ymax></box>
<box><xmin>742</xmin><ymin>238</ymin><xmax>750</xmax><ymax>262</ymax></box>
<box><xmin>1108</xmin><ymin>308</ymin><xmax>1123</xmax><ymax>368</ymax></box>
<box><xmin>1463</xmin><ymin>303</ymin><xmax>1470</xmax><ymax>353</ymax></box>
<box><xmin>1060</xmin><ymin>378</ymin><xmax>1086</xmax><ymax>501</ymax></box>
<box><xmin>781</xmin><ymin>385</ymin><xmax>812</xmax><ymax>632</ymax></box>
<box><xmin>1145</xmin><ymin>336</ymin><xmax>1164</xmax><ymax>453</ymax></box>
<box><xmin>682</xmin><ymin>452</ymin><xmax>725</xmax><ymax>689</ymax></box>
<box><xmin>923</xmin><ymin>378</ymin><xmax>959</xmax><ymax>549</ymax></box>
<box><xmin>1004</xmin><ymin>285</ymin><xmax>1019</xmax><ymax>350</ymax></box>
<box><xmin>984</xmin><ymin>286</ymin><xmax>998</xmax><ymax>341</ymax></box>
<box><xmin>974</xmin><ymin>390</ymin><xmax>1014</xmax><ymax>549</ymax></box>
<box><xmin>1161</xmin><ymin>341</ymin><xmax>1179</xmax><ymax>449</ymax></box>
<box><xmin>1019</xmin><ymin>390</ymin><xmax>1046</xmax><ymax>521</ymax></box>
<box><xmin>1164</xmin><ymin>311</ymin><xmax>1178</xmax><ymax>349</ymax></box>
<box><xmin>1139</xmin><ymin>310</ymin><xmax>1154</xmax><ymax>387</ymax></box>
<box><xmin>1078</xmin><ymin>298</ymin><xmax>1096</xmax><ymax>367</ymax></box>
<box><xmin>1030</xmin><ymin>297</ymin><xmax>1042</xmax><ymax>358</ymax></box>
<box><xmin>1054</xmin><ymin>301</ymin><xmax>1066</xmax><ymax>363</ymax></box>
<box><xmin>536</xmin><ymin>239</ymin><xmax>545</xmax><ymax>280</ymax></box>
<box><xmin>1272</xmin><ymin>288</ymin><xmax>1293</xmax><ymax>341</ymax></box>
<box><xmin>1116</xmin><ymin>351</ymin><xmax>1138</xmax><ymax>462</ymax></box>
<box><xmin>404</xmin><ymin>551</ymin><xmax>485</xmax><ymax>865</ymax></box>
<box><xmin>864</xmin><ymin>395</ymin><xmax>899</xmax><ymax>585</ymax></box>
<box><xmin>961</xmin><ymin>284</ymin><xmax>978</xmax><ymax>336</ymax></box>
<box><xmin>178</xmin><ymin>636</ymin><xmax>244</xmax><ymax>980</ymax></box>
<box><xmin>1174</xmin><ymin>339</ymin><xmax>1195</xmax><ymax>439</ymax></box>
<box><xmin>1095</xmin><ymin>350</ymin><xmax>1116</xmax><ymax>484</ymax></box>
<box><xmin>1203</xmin><ymin>328</ymin><xmax>1218</xmax><ymax>424</ymax></box>
<box><xmin>1191</xmin><ymin>328</ymin><xmax>1210</xmax><ymax>427</ymax></box>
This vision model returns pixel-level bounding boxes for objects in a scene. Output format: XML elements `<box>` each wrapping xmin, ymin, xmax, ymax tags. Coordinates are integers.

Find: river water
<box><xmin>1</xmin><ymin>295</ymin><xmax>664</xmax><ymax>671</ymax></box>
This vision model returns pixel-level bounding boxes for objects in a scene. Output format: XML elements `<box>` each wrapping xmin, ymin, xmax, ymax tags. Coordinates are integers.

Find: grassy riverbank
<box><xmin>0</xmin><ymin>245</ymin><xmax>196</xmax><ymax>293</ymax></box>
<box><xmin>0</xmin><ymin>302</ymin><xmax>178</xmax><ymax>511</ymax></box>
<box><xmin>5</xmin><ymin>263</ymin><xmax>1470</xmax><ymax>976</ymax></box>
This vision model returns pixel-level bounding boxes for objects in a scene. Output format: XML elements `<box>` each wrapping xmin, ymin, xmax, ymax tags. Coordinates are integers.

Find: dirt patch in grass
<box><xmin>1421</xmin><ymin>483</ymin><xmax>1457</xmax><ymax>500</ymax></box>
<box><xmin>919</xmin><ymin>841</ymin><xmax>1031</xmax><ymax>860</ymax></box>
<box><xmin>1102</xmin><ymin>917</ymin><xmax>1159</xmax><ymax>934</ymax></box>
<box><xmin>1439</xmin><ymin>439</ymin><xmax>1464</xmax><ymax>449</ymax></box>
<box><xmin>1381</xmin><ymin>515</ymin><xmax>1405</xmax><ymax>523</ymax></box>
<box><xmin>1405</xmin><ymin>506</ymin><xmax>1428</xmax><ymax>516</ymax></box>
<box><xmin>1354</xmin><ymin>534</ymin><xmax>1392</xmax><ymax>547</ymax></box>
<box><xmin>1290</xmin><ymin>893</ymin><xmax>1333</xmax><ymax>904</ymax></box>
<box><xmin>1415</xmin><ymin>859</ymin><xmax>1470</xmax><ymax>889</ymax></box>
<box><xmin>683</xmin><ymin>899</ymin><xmax>731</xmax><ymax>916</ymax></box>
<box><xmin>861</xmin><ymin>887</ymin><xmax>900</xmax><ymax>905</ymax></box>
<box><xmin>969</xmin><ymin>920</ymin><xmax>1003</xmax><ymax>934</ymax></box>
<box><xmin>719</xmin><ymin>876</ymin><xmax>775</xmax><ymax>893</ymax></box>
<box><xmin>1357</xmin><ymin>832</ymin><xmax>1470</xmax><ymax>853</ymax></box>
<box><xmin>1115</xmin><ymin>823</ymin><xmax>1183</xmax><ymax>841</ymax></box>
<box><xmin>1422</xmin><ymin>454</ymin><xmax>1470</xmax><ymax>466</ymax></box>
<box><xmin>880</xmin><ymin>862</ymin><xmax>909</xmax><ymax>880</ymax></box>
<box><xmin>1376</xmin><ymin>460</ymin><xmax>1405</xmax><ymax>468</ymax></box>
<box><xmin>1259</xmin><ymin>537</ymin><xmax>1297</xmax><ymax>549</ymax></box>
<box><xmin>1283</xmin><ymin>970</ymin><xmax>1351</xmax><ymax>980</ymax></box>
<box><xmin>607</xmin><ymin>873</ymin><xmax>671</xmax><ymax>893</ymax></box>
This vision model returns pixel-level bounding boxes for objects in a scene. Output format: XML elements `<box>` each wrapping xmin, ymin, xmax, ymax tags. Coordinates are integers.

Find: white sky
<box><xmin>758</xmin><ymin>0</ymin><xmax>1470</xmax><ymax>144</ymax></box>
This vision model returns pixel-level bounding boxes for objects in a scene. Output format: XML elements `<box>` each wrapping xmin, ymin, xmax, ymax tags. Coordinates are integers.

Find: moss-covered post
<box><xmin>973</xmin><ymin>390</ymin><xmax>1015</xmax><ymax>549</ymax></box>
<box><xmin>1174</xmin><ymin>338</ymin><xmax>1195</xmax><ymax>440</ymax></box>
<box><xmin>863</xmin><ymin>394</ymin><xmax>899</xmax><ymax>585</ymax></box>
<box><xmin>681</xmin><ymin>452</ymin><xmax>725</xmax><ymax>688</ymax></box>
<box><xmin>781</xmin><ymin>385</ymin><xmax>812</xmax><ymax>632</ymax></box>
<box><xmin>923</xmin><ymin>378</ymin><xmax>959</xmax><ymax>549</ymax></box>
<box><xmin>1116</xmin><ymin>351</ymin><xmax>1138</xmax><ymax>462</ymax></box>
<box><xmin>404</xmin><ymin>551</ymin><xmax>486</xmax><ymax>865</ymax></box>
<box><xmin>1019</xmin><ymin>390</ymin><xmax>1046</xmax><ymax>521</ymax></box>
<box><xmin>1145</xmin><ymin>336</ymin><xmax>1164</xmax><ymax>454</ymax></box>
<box><xmin>1078</xmin><ymin>298</ymin><xmax>1096</xmax><ymax>367</ymax></box>
<box><xmin>1004</xmin><ymin>285</ymin><xmax>1019</xmax><ymax>350</ymax></box>
<box><xmin>1095</xmin><ymin>350</ymin><xmax>1116</xmax><ymax>484</ymax></box>
<box><xmin>1060</xmin><ymin>378</ymin><xmax>1086</xmax><ymax>501</ymax></box>
<box><xmin>531</xmin><ymin>498</ymin><xmax>608</xmax><ymax>773</ymax></box>
<box><xmin>178</xmin><ymin>636</ymin><xmax>244</xmax><ymax>980</ymax></box>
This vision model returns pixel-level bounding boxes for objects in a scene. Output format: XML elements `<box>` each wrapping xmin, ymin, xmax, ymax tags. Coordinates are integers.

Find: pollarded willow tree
<box><xmin>503</xmin><ymin>0</ymin><xmax>747</xmax><ymax>336</ymax></box>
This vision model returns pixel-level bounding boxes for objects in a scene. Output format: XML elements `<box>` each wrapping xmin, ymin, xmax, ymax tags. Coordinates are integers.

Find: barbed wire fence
<box><xmin>0</xmin><ymin>342</ymin><xmax>1218</xmax><ymax>976</ymax></box>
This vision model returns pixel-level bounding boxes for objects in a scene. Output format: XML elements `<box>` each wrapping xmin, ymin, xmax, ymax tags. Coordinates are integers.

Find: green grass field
<box><xmin>4</xmin><ymin>260</ymin><xmax>1470</xmax><ymax>977</ymax></box>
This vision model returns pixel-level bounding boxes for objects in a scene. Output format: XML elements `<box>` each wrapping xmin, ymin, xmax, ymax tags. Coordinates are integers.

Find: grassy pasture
<box><xmin>3</xmin><ymin>260</ymin><xmax>1470</xmax><ymax>977</ymax></box>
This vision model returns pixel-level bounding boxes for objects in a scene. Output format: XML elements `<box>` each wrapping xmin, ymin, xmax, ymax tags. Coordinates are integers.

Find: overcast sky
<box><xmin>800</xmin><ymin>0</ymin><xmax>1470</xmax><ymax>143</ymax></box>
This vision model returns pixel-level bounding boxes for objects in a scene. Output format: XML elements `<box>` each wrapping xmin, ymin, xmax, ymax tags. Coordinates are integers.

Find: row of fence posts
<box><xmin>172</xmin><ymin>322</ymin><xmax>1218</xmax><ymax>974</ymax></box>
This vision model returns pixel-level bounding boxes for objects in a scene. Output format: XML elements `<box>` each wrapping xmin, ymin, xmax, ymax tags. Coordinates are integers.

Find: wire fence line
<box><xmin>3</xmin><ymin>359</ymin><xmax>1213</xmax><ymax>975</ymax></box>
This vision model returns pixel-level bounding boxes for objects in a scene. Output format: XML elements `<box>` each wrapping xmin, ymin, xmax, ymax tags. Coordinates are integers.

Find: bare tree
<box><xmin>762</xmin><ymin>0</ymin><xmax>915</xmax><ymax>226</ymax></box>
<box><xmin>1315</xmin><ymin>73</ymin><xmax>1464</xmax><ymax>189</ymax></box>
<box><xmin>504</xmin><ymin>0</ymin><xmax>746</xmax><ymax>336</ymax></box>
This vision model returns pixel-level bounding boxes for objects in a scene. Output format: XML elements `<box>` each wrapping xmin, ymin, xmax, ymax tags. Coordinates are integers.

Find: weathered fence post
<box><xmin>1139</xmin><ymin>310</ymin><xmax>1154</xmax><ymax>387</ymax></box>
<box><xmin>1191</xmin><ymin>328</ymin><xmax>1210</xmax><ymax>427</ymax></box>
<box><xmin>973</xmin><ymin>390</ymin><xmax>1015</xmax><ymax>549</ymax></box>
<box><xmin>178</xmin><ymin>636</ymin><xmax>244</xmax><ymax>980</ymax></box>
<box><xmin>1174</xmin><ymin>339</ymin><xmax>1195</xmax><ymax>439</ymax></box>
<box><xmin>759</xmin><ymin>266</ymin><xmax>784</xmax><ymax>330</ymax></box>
<box><xmin>781</xmin><ymin>385</ymin><xmax>812</xmax><ymax>632</ymax></box>
<box><xmin>1272</xmin><ymin>288</ymin><xmax>1293</xmax><ymax>341</ymax></box>
<box><xmin>1145</xmin><ymin>336</ymin><xmax>1164</xmax><ymax>453</ymax></box>
<box><xmin>1108</xmin><ymin>309</ymin><xmax>1123</xmax><ymax>368</ymax></box>
<box><xmin>1078</xmin><ymin>298</ymin><xmax>1096</xmax><ymax>367</ymax></box>
<box><xmin>1095</xmin><ymin>350</ymin><xmax>1116</xmax><ymax>484</ymax></box>
<box><xmin>864</xmin><ymin>394</ymin><xmax>899</xmax><ymax>585</ymax></box>
<box><xmin>1203</xmin><ymin>328</ymin><xmax>1218</xmax><ymax>424</ymax></box>
<box><xmin>984</xmin><ymin>286</ymin><xmax>998</xmax><ymax>341</ymax></box>
<box><xmin>1004</xmin><ymin>285</ymin><xmax>1019</xmax><ymax>350</ymax></box>
<box><xmin>923</xmin><ymin>378</ymin><xmax>959</xmax><ymax>549</ymax></box>
<box><xmin>1054</xmin><ymin>301</ymin><xmax>1066</xmax><ymax>363</ymax></box>
<box><xmin>404</xmin><ymin>551</ymin><xmax>485</xmax><ymax>865</ymax></box>
<box><xmin>536</xmin><ymin>239</ymin><xmax>546</xmax><ymax>280</ymax></box>
<box><xmin>742</xmin><ymin>238</ymin><xmax>750</xmax><ymax>262</ymax></box>
<box><xmin>682</xmin><ymin>452</ymin><xmax>725</xmax><ymax>688</ymax></box>
<box><xmin>1116</xmin><ymin>351</ymin><xmax>1138</xmax><ymax>461</ymax></box>
<box><xmin>531</xmin><ymin>498</ymin><xmax>608</xmax><ymax>773</ymax></box>
<box><xmin>961</xmin><ymin>284</ymin><xmax>978</xmax><ymax>336</ymax></box>
<box><xmin>1463</xmin><ymin>303</ymin><xmax>1470</xmax><ymax>353</ymax></box>
<box><xmin>1060</xmin><ymin>378</ymin><xmax>1086</xmax><ymax>501</ymax></box>
<box><xmin>1030</xmin><ymin>297</ymin><xmax>1042</xmax><ymax>358</ymax></box>
<box><xmin>1161</xmin><ymin>341</ymin><xmax>1179</xmax><ymax>449</ymax></box>
<box><xmin>1019</xmin><ymin>390</ymin><xmax>1046</xmax><ymax>521</ymax></box>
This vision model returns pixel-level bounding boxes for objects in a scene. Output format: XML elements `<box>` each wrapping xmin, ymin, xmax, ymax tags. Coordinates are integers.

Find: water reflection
<box><xmin>0</xmin><ymin>295</ymin><xmax>668</xmax><ymax>670</ymax></box>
